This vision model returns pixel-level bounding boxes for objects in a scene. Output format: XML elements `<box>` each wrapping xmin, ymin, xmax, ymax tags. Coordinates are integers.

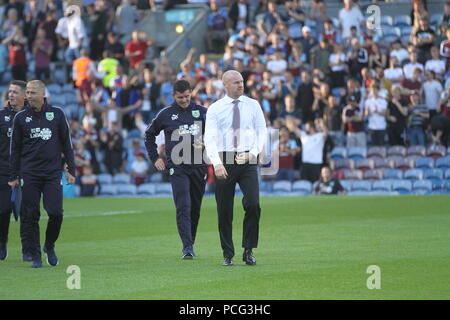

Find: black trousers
<box><xmin>169</xmin><ymin>166</ymin><xmax>207</xmax><ymax>249</ymax></box>
<box><xmin>0</xmin><ymin>176</ymin><xmax>27</xmax><ymax>253</ymax></box>
<box><xmin>301</xmin><ymin>163</ymin><xmax>322</xmax><ymax>183</ymax></box>
<box><xmin>215</xmin><ymin>154</ymin><xmax>261</xmax><ymax>259</ymax></box>
<box><xmin>21</xmin><ymin>175</ymin><xmax>63</xmax><ymax>259</ymax></box>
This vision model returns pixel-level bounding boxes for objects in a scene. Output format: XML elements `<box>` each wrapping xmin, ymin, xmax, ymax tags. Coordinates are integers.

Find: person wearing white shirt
<box><xmin>389</xmin><ymin>40</ymin><xmax>409</xmax><ymax>65</ymax></box>
<box><xmin>383</xmin><ymin>57</ymin><xmax>404</xmax><ymax>86</ymax></box>
<box><xmin>266</xmin><ymin>49</ymin><xmax>287</xmax><ymax>83</ymax></box>
<box><xmin>204</xmin><ymin>70</ymin><xmax>267</xmax><ymax>267</ymax></box>
<box><xmin>299</xmin><ymin>121</ymin><xmax>328</xmax><ymax>183</ymax></box>
<box><xmin>403</xmin><ymin>51</ymin><xmax>424</xmax><ymax>80</ymax></box>
<box><xmin>423</xmin><ymin>70</ymin><xmax>444</xmax><ymax>118</ymax></box>
<box><xmin>364</xmin><ymin>85</ymin><xmax>388</xmax><ymax>146</ymax></box>
<box><xmin>338</xmin><ymin>0</ymin><xmax>365</xmax><ymax>40</ymax></box>
<box><xmin>63</xmin><ymin>7</ymin><xmax>87</xmax><ymax>66</ymax></box>
<box><xmin>424</xmin><ymin>46</ymin><xmax>446</xmax><ymax>79</ymax></box>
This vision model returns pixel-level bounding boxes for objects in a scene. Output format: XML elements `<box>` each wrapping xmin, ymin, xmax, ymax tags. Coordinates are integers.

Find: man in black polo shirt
<box><xmin>313</xmin><ymin>166</ymin><xmax>346</xmax><ymax>195</ymax></box>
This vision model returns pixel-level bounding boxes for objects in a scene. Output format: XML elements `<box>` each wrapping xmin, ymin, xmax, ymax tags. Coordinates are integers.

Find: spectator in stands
<box><xmin>299</xmin><ymin>26</ymin><xmax>317</xmax><ymax>64</ymax></box>
<box><xmin>312</xmin><ymin>166</ymin><xmax>346</xmax><ymax>195</ymax></box>
<box><xmin>438</xmin><ymin>83</ymin><xmax>450</xmax><ymax>117</ymax></box>
<box><xmin>444</xmin><ymin>1</ymin><xmax>450</xmax><ymax>25</ymax></box>
<box><xmin>74</xmin><ymin>140</ymin><xmax>92</xmax><ymax>178</ymax></box>
<box><xmin>64</xmin><ymin>6</ymin><xmax>88</xmax><ymax>67</ymax></box>
<box><xmin>425</xmin><ymin>46</ymin><xmax>446</xmax><ymax>80</ymax></box>
<box><xmin>72</xmin><ymin>48</ymin><xmax>97</xmax><ymax>103</ymax></box>
<box><xmin>266</xmin><ymin>48</ymin><xmax>287</xmax><ymax>83</ymax></box>
<box><xmin>2</xmin><ymin>8</ymin><xmax>23</xmax><ymax>39</ymax></box>
<box><xmin>40</xmin><ymin>9</ymin><xmax>58</xmax><ymax>62</ymax></box>
<box><xmin>430</xmin><ymin>114</ymin><xmax>450</xmax><ymax>147</ymax></box>
<box><xmin>273</xmin><ymin>126</ymin><xmax>300</xmax><ymax>182</ymax></box>
<box><xmin>412</xmin><ymin>17</ymin><xmax>435</xmax><ymax>64</ymax></box>
<box><xmin>407</xmin><ymin>93</ymin><xmax>429</xmax><ymax>146</ymax></box>
<box><xmin>390</xmin><ymin>39</ymin><xmax>409</xmax><ymax>66</ymax></box>
<box><xmin>32</xmin><ymin>28</ymin><xmax>52</xmax><ymax>82</ymax></box>
<box><xmin>338</xmin><ymin>0</ymin><xmax>365</xmax><ymax>41</ymax></box>
<box><xmin>346</xmin><ymin>38</ymin><xmax>368</xmax><ymax>81</ymax></box>
<box><xmin>364</xmin><ymin>84</ymin><xmax>388</xmax><ymax>146</ymax></box>
<box><xmin>140</xmin><ymin>67</ymin><xmax>161</xmax><ymax>122</ymax></box>
<box><xmin>87</xmin><ymin>1</ymin><xmax>109</xmax><ymax>61</ymax></box>
<box><xmin>311</xmin><ymin>82</ymin><xmax>329</xmax><ymax>122</ymax></box>
<box><xmin>81</xmin><ymin>120</ymin><xmax>101</xmax><ymax>174</ymax></box>
<box><xmin>100</xmin><ymin>124</ymin><xmax>125</xmax><ymax>175</ymax></box>
<box><xmin>4</xmin><ymin>0</ymin><xmax>25</xmax><ymax>22</ymax></box>
<box><xmin>311</xmin><ymin>38</ymin><xmax>331</xmax><ymax>80</ymax></box>
<box><xmin>369</xmin><ymin>43</ymin><xmax>387</xmax><ymax>71</ymax></box>
<box><xmin>403</xmin><ymin>51</ymin><xmax>424</xmax><ymax>80</ymax></box>
<box><xmin>104</xmin><ymin>31</ymin><xmax>125</xmax><ymax>64</ymax></box>
<box><xmin>423</xmin><ymin>70</ymin><xmax>444</xmax><ymax>119</ymax></box>
<box><xmin>80</xmin><ymin>165</ymin><xmax>99</xmax><ymax>197</ymax></box>
<box><xmin>2</xmin><ymin>26</ymin><xmax>26</xmax><ymax>81</ymax></box>
<box><xmin>343</xmin><ymin>95</ymin><xmax>366</xmax><ymax>147</ymax></box>
<box><xmin>400</xmin><ymin>67</ymin><xmax>423</xmax><ymax>102</ymax></box>
<box><xmin>411</xmin><ymin>0</ymin><xmax>429</xmax><ymax>30</ymax></box>
<box><xmin>228</xmin><ymin>0</ymin><xmax>250</xmax><ymax>32</ymax></box>
<box><xmin>328</xmin><ymin>43</ymin><xmax>346</xmax><ymax>89</ymax></box>
<box><xmin>257</xmin><ymin>0</ymin><xmax>281</xmax><ymax>38</ymax></box>
<box><xmin>23</xmin><ymin>0</ymin><xmax>44</xmax><ymax>50</ymax></box>
<box><xmin>285</xmin><ymin>0</ymin><xmax>306</xmax><ymax>41</ymax></box>
<box><xmin>296</xmin><ymin>70</ymin><xmax>314</xmax><ymax>124</ymax></box>
<box><xmin>116</xmin><ymin>0</ymin><xmax>138</xmax><ymax>40</ymax></box>
<box><xmin>205</xmin><ymin>1</ymin><xmax>228</xmax><ymax>53</ymax></box>
<box><xmin>0</xmin><ymin>36</ymin><xmax>7</xmax><ymax>84</ymax></box>
<box><xmin>383</xmin><ymin>57</ymin><xmax>404</xmax><ymax>87</ymax></box>
<box><xmin>387</xmin><ymin>85</ymin><xmax>408</xmax><ymax>146</ymax></box>
<box><xmin>324</xmin><ymin>95</ymin><xmax>344</xmax><ymax>147</ymax></box>
<box><xmin>280</xmin><ymin>94</ymin><xmax>301</xmax><ymax>120</ymax></box>
<box><xmin>298</xmin><ymin>121</ymin><xmax>328</xmax><ymax>183</ymax></box>
<box><xmin>125</xmin><ymin>30</ymin><xmax>153</xmax><ymax>70</ymax></box>
<box><xmin>81</xmin><ymin>100</ymin><xmax>104</xmax><ymax>132</ymax></box>
<box><xmin>130</xmin><ymin>152</ymin><xmax>149</xmax><ymax>186</ymax></box>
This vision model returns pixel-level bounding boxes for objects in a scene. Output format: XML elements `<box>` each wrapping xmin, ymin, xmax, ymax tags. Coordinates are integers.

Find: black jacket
<box><xmin>9</xmin><ymin>103</ymin><xmax>75</xmax><ymax>180</ymax></box>
<box><xmin>0</xmin><ymin>105</ymin><xmax>19</xmax><ymax>177</ymax></box>
<box><xmin>228</xmin><ymin>1</ymin><xmax>250</xmax><ymax>30</ymax></box>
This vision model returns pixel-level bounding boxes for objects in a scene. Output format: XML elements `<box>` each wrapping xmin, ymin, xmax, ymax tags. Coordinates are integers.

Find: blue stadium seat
<box><xmin>330</xmin><ymin>147</ymin><xmax>347</xmax><ymax>160</ymax></box>
<box><xmin>372</xmin><ymin>180</ymin><xmax>393</xmax><ymax>192</ymax></box>
<box><xmin>431</xmin><ymin>14</ymin><xmax>443</xmax><ymax>26</ymax></box>
<box><xmin>404</xmin><ymin>169</ymin><xmax>424</xmax><ymax>180</ymax></box>
<box><xmin>423</xmin><ymin>168</ymin><xmax>444</xmax><ymax>180</ymax></box>
<box><xmin>380</xmin><ymin>15</ymin><xmax>393</xmax><ymax>26</ymax></box>
<box><xmin>392</xmin><ymin>180</ymin><xmax>412</xmax><ymax>194</ymax></box>
<box><xmin>117</xmin><ymin>184</ymin><xmax>137</xmax><ymax>196</ymax></box>
<box><xmin>415</xmin><ymin>157</ymin><xmax>435</xmax><ymax>169</ymax></box>
<box><xmin>331</xmin><ymin>159</ymin><xmax>354</xmax><ymax>170</ymax></box>
<box><xmin>382</xmin><ymin>26</ymin><xmax>401</xmax><ymax>37</ymax></box>
<box><xmin>137</xmin><ymin>183</ymin><xmax>156</xmax><ymax>195</ymax></box>
<box><xmin>343</xmin><ymin>169</ymin><xmax>363</xmax><ymax>180</ymax></box>
<box><xmin>394</xmin><ymin>15</ymin><xmax>411</xmax><ymax>27</ymax></box>
<box><xmin>50</xmin><ymin>95</ymin><xmax>65</xmax><ymax>106</ymax></box>
<box><xmin>65</xmin><ymin>94</ymin><xmax>79</xmax><ymax>105</ymax></box>
<box><xmin>260</xmin><ymin>181</ymin><xmax>273</xmax><ymax>193</ymax></box>
<box><xmin>406</xmin><ymin>146</ymin><xmax>426</xmax><ymax>157</ymax></box>
<box><xmin>387</xmin><ymin>145</ymin><xmax>407</xmax><ymax>157</ymax></box>
<box><xmin>383</xmin><ymin>169</ymin><xmax>403</xmax><ymax>180</ymax></box>
<box><xmin>347</xmin><ymin>147</ymin><xmax>367</xmax><ymax>161</ymax></box>
<box><xmin>382</xmin><ymin>35</ymin><xmax>400</xmax><ymax>44</ymax></box>
<box><xmin>367</xmin><ymin>146</ymin><xmax>387</xmax><ymax>159</ymax></box>
<box><xmin>273</xmin><ymin>180</ymin><xmax>292</xmax><ymax>193</ymax></box>
<box><xmin>62</xmin><ymin>83</ymin><xmax>76</xmax><ymax>93</ymax></box>
<box><xmin>400</xmin><ymin>26</ymin><xmax>413</xmax><ymax>36</ymax></box>
<box><xmin>155</xmin><ymin>183</ymin><xmax>173</xmax><ymax>195</ymax></box>
<box><xmin>292</xmin><ymin>180</ymin><xmax>312</xmax><ymax>194</ymax></box>
<box><xmin>150</xmin><ymin>172</ymin><xmax>163</xmax><ymax>182</ymax></box>
<box><xmin>435</xmin><ymin>156</ymin><xmax>450</xmax><ymax>169</ymax></box>
<box><xmin>348</xmin><ymin>191</ymin><xmax>373</xmax><ymax>196</ymax></box>
<box><xmin>355</xmin><ymin>158</ymin><xmax>374</xmax><ymax>171</ymax></box>
<box><xmin>98</xmin><ymin>173</ymin><xmax>113</xmax><ymax>185</ymax></box>
<box><xmin>99</xmin><ymin>185</ymin><xmax>117</xmax><ymax>196</ymax></box>
<box><xmin>113</xmin><ymin>173</ymin><xmax>131</xmax><ymax>184</ymax></box>
<box><xmin>351</xmin><ymin>180</ymin><xmax>372</xmax><ymax>192</ymax></box>
<box><xmin>373</xmin><ymin>158</ymin><xmax>391</xmax><ymax>169</ymax></box>
<box><xmin>431</xmin><ymin>179</ymin><xmax>446</xmax><ymax>191</ymax></box>
<box><xmin>47</xmin><ymin>84</ymin><xmax>62</xmax><ymax>95</ymax></box>
<box><xmin>426</xmin><ymin>145</ymin><xmax>446</xmax><ymax>159</ymax></box>
<box><xmin>445</xmin><ymin>169</ymin><xmax>450</xmax><ymax>179</ymax></box>
<box><xmin>339</xmin><ymin>180</ymin><xmax>354</xmax><ymax>191</ymax></box>
<box><xmin>445</xmin><ymin>181</ymin><xmax>450</xmax><ymax>193</ymax></box>
<box><xmin>413</xmin><ymin>180</ymin><xmax>432</xmax><ymax>194</ymax></box>
<box><xmin>390</xmin><ymin>156</ymin><xmax>413</xmax><ymax>170</ymax></box>
<box><xmin>363</xmin><ymin>169</ymin><xmax>383</xmax><ymax>180</ymax></box>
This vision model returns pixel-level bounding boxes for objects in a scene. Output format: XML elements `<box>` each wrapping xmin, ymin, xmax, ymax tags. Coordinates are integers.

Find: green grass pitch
<box><xmin>0</xmin><ymin>195</ymin><xmax>449</xmax><ymax>300</ymax></box>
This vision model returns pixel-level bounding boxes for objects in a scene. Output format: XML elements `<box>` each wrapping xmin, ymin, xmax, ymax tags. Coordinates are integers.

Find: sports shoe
<box><xmin>31</xmin><ymin>259</ymin><xmax>42</xmax><ymax>268</ymax></box>
<box><xmin>181</xmin><ymin>246</ymin><xmax>194</xmax><ymax>260</ymax></box>
<box><xmin>222</xmin><ymin>257</ymin><xmax>233</xmax><ymax>266</ymax></box>
<box><xmin>0</xmin><ymin>242</ymin><xmax>7</xmax><ymax>261</ymax></box>
<box><xmin>22</xmin><ymin>253</ymin><xmax>33</xmax><ymax>262</ymax></box>
<box><xmin>43</xmin><ymin>247</ymin><xmax>58</xmax><ymax>266</ymax></box>
<box><xmin>243</xmin><ymin>249</ymin><xmax>256</xmax><ymax>265</ymax></box>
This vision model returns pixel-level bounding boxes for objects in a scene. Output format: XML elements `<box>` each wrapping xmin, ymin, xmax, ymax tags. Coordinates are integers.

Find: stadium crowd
<box><xmin>1</xmin><ymin>0</ymin><xmax>450</xmax><ymax>196</ymax></box>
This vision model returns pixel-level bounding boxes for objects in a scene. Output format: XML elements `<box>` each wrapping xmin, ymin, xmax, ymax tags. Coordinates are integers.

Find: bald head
<box><xmin>222</xmin><ymin>70</ymin><xmax>244</xmax><ymax>99</ymax></box>
<box><xmin>26</xmin><ymin>80</ymin><xmax>46</xmax><ymax>111</ymax></box>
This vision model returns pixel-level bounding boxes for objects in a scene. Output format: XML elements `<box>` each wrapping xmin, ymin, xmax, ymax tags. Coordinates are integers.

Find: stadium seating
<box><xmin>98</xmin><ymin>173</ymin><xmax>113</xmax><ymax>185</ymax></box>
<box><xmin>374</xmin><ymin>158</ymin><xmax>391</xmax><ymax>169</ymax></box>
<box><xmin>445</xmin><ymin>169</ymin><xmax>450</xmax><ymax>180</ymax></box>
<box><xmin>412</xmin><ymin>180</ymin><xmax>433</xmax><ymax>194</ymax></box>
<box><xmin>387</xmin><ymin>146</ymin><xmax>407</xmax><ymax>157</ymax></box>
<box><xmin>367</xmin><ymin>146</ymin><xmax>387</xmax><ymax>159</ymax></box>
<box><xmin>407</xmin><ymin>145</ymin><xmax>426</xmax><ymax>157</ymax></box>
<box><xmin>372</xmin><ymin>180</ymin><xmax>393</xmax><ymax>192</ymax></box>
<box><xmin>392</xmin><ymin>180</ymin><xmax>412</xmax><ymax>194</ymax></box>
<box><xmin>404</xmin><ymin>169</ymin><xmax>424</xmax><ymax>180</ymax></box>
<box><xmin>99</xmin><ymin>185</ymin><xmax>118</xmax><ymax>196</ymax></box>
<box><xmin>137</xmin><ymin>183</ymin><xmax>156</xmax><ymax>196</ymax></box>
<box><xmin>424</xmin><ymin>168</ymin><xmax>444</xmax><ymax>180</ymax></box>
<box><xmin>383</xmin><ymin>169</ymin><xmax>403</xmax><ymax>180</ymax></box>
<box><xmin>380</xmin><ymin>15</ymin><xmax>393</xmax><ymax>27</ymax></box>
<box><xmin>343</xmin><ymin>169</ymin><xmax>363</xmax><ymax>180</ymax></box>
<box><xmin>292</xmin><ymin>180</ymin><xmax>312</xmax><ymax>195</ymax></box>
<box><xmin>347</xmin><ymin>147</ymin><xmax>367</xmax><ymax>161</ymax></box>
<box><xmin>155</xmin><ymin>183</ymin><xmax>173</xmax><ymax>195</ymax></box>
<box><xmin>431</xmin><ymin>13</ymin><xmax>443</xmax><ymax>26</ymax></box>
<box><xmin>113</xmin><ymin>173</ymin><xmax>131</xmax><ymax>184</ymax></box>
<box><xmin>273</xmin><ymin>180</ymin><xmax>292</xmax><ymax>193</ymax></box>
<box><xmin>339</xmin><ymin>180</ymin><xmax>354</xmax><ymax>191</ymax></box>
<box><xmin>351</xmin><ymin>180</ymin><xmax>372</xmax><ymax>192</ymax></box>
<box><xmin>393</xmin><ymin>15</ymin><xmax>411</xmax><ymax>27</ymax></box>
<box><xmin>117</xmin><ymin>184</ymin><xmax>137</xmax><ymax>196</ymax></box>
<box><xmin>389</xmin><ymin>156</ymin><xmax>413</xmax><ymax>170</ymax></box>
<box><xmin>426</xmin><ymin>145</ymin><xmax>446</xmax><ymax>159</ymax></box>
<box><xmin>355</xmin><ymin>158</ymin><xmax>374</xmax><ymax>171</ymax></box>
<box><xmin>150</xmin><ymin>172</ymin><xmax>163</xmax><ymax>182</ymax></box>
<box><xmin>415</xmin><ymin>157</ymin><xmax>435</xmax><ymax>169</ymax></box>
<box><xmin>331</xmin><ymin>159</ymin><xmax>354</xmax><ymax>170</ymax></box>
<box><xmin>330</xmin><ymin>147</ymin><xmax>347</xmax><ymax>160</ymax></box>
<box><xmin>435</xmin><ymin>156</ymin><xmax>450</xmax><ymax>169</ymax></box>
<box><xmin>363</xmin><ymin>169</ymin><xmax>383</xmax><ymax>180</ymax></box>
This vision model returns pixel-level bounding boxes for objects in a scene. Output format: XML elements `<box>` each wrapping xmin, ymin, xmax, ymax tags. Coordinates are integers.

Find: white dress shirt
<box><xmin>205</xmin><ymin>95</ymin><xmax>267</xmax><ymax>166</ymax></box>
<box><xmin>365</xmin><ymin>97</ymin><xmax>388</xmax><ymax>130</ymax></box>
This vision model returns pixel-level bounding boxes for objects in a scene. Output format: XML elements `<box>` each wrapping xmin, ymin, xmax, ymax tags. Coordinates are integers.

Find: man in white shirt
<box><xmin>338</xmin><ymin>0</ymin><xmax>365</xmax><ymax>40</ymax></box>
<box><xmin>63</xmin><ymin>6</ymin><xmax>88</xmax><ymax>67</ymax></box>
<box><xmin>364</xmin><ymin>85</ymin><xmax>387</xmax><ymax>146</ymax></box>
<box><xmin>204</xmin><ymin>70</ymin><xmax>267</xmax><ymax>267</ymax></box>
<box><xmin>383</xmin><ymin>57</ymin><xmax>404</xmax><ymax>86</ymax></box>
<box><xmin>299</xmin><ymin>121</ymin><xmax>328</xmax><ymax>183</ymax></box>
<box><xmin>424</xmin><ymin>46</ymin><xmax>446</xmax><ymax>80</ymax></box>
<box><xmin>390</xmin><ymin>40</ymin><xmax>409</xmax><ymax>65</ymax></box>
<box><xmin>403</xmin><ymin>51</ymin><xmax>424</xmax><ymax>80</ymax></box>
<box><xmin>423</xmin><ymin>70</ymin><xmax>443</xmax><ymax>118</ymax></box>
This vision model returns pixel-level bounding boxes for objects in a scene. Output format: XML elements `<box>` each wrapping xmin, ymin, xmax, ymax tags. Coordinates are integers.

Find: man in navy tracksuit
<box><xmin>145</xmin><ymin>80</ymin><xmax>208</xmax><ymax>259</ymax></box>
<box><xmin>0</xmin><ymin>80</ymin><xmax>27</xmax><ymax>261</ymax></box>
<box><xmin>9</xmin><ymin>80</ymin><xmax>76</xmax><ymax>268</ymax></box>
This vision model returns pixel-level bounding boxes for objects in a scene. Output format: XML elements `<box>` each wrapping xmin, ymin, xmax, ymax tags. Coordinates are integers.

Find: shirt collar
<box><xmin>173</xmin><ymin>101</ymin><xmax>193</xmax><ymax>112</ymax></box>
<box><xmin>223</xmin><ymin>95</ymin><xmax>244</xmax><ymax>105</ymax></box>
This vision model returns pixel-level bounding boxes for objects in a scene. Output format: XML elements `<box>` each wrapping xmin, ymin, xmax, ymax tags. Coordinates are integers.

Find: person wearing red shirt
<box><xmin>2</xmin><ymin>26</ymin><xmax>27</xmax><ymax>81</ymax></box>
<box><xmin>125</xmin><ymin>30</ymin><xmax>153</xmax><ymax>69</ymax></box>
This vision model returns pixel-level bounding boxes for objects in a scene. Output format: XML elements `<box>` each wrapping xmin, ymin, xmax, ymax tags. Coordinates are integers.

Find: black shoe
<box><xmin>43</xmin><ymin>247</ymin><xmax>58</xmax><ymax>266</ymax></box>
<box><xmin>31</xmin><ymin>259</ymin><xmax>42</xmax><ymax>268</ymax></box>
<box><xmin>0</xmin><ymin>242</ymin><xmax>7</xmax><ymax>261</ymax></box>
<box><xmin>223</xmin><ymin>257</ymin><xmax>233</xmax><ymax>266</ymax></box>
<box><xmin>181</xmin><ymin>246</ymin><xmax>194</xmax><ymax>260</ymax></box>
<box><xmin>243</xmin><ymin>249</ymin><xmax>256</xmax><ymax>265</ymax></box>
<box><xmin>23</xmin><ymin>253</ymin><xmax>33</xmax><ymax>262</ymax></box>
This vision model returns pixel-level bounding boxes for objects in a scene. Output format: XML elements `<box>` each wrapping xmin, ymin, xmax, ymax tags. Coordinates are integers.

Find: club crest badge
<box><xmin>25</xmin><ymin>116</ymin><xmax>32</xmax><ymax>123</ymax></box>
<box><xmin>192</xmin><ymin>110</ymin><xmax>200</xmax><ymax>118</ymax></box>
<box><xmin>5</xmin><ymin>116</ymin><xmax>10</xmax><ymax>122</ymax></box>
<box><xmin>171</xmin><ymin>114</ymin><xmax>178</xmax><ymax>121</ymax></box>
<box><xmin>46</xmin><ymin>112</ymin><xmax>54</xmax><ymax>121</ymax></box>
<box><xmin>169</xmin><ymin>168</ymin><xmax>174</xmax><ymax>175</ymax></box>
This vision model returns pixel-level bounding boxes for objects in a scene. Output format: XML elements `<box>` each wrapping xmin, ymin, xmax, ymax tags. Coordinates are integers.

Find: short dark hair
<box><xmin>173</xmin><ymin>80</ymin><xmax>191</xmax><ymax>94</ymax></box>
<box><xmin>10</xmin><ymin>80</ymin><xmax>27</xmax><ymax>91</ymax></box>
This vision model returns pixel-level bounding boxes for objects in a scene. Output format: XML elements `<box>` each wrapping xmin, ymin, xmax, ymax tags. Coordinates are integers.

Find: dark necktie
<box><xmin>232</xmin><ymin>100</ymin><xmax>240</xmax><ymax>149</ymax></box>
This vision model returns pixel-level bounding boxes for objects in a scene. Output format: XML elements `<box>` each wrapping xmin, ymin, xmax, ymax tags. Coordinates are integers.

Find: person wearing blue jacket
<box><xmin>9</xmin><ymin>80</ymin><xmax>76</xmax><ymax>268</ymax></box>
<box><xmin>145</xmin><ymin>80</ymin><xmax>208</xmax><ymax>260</ymax></box>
